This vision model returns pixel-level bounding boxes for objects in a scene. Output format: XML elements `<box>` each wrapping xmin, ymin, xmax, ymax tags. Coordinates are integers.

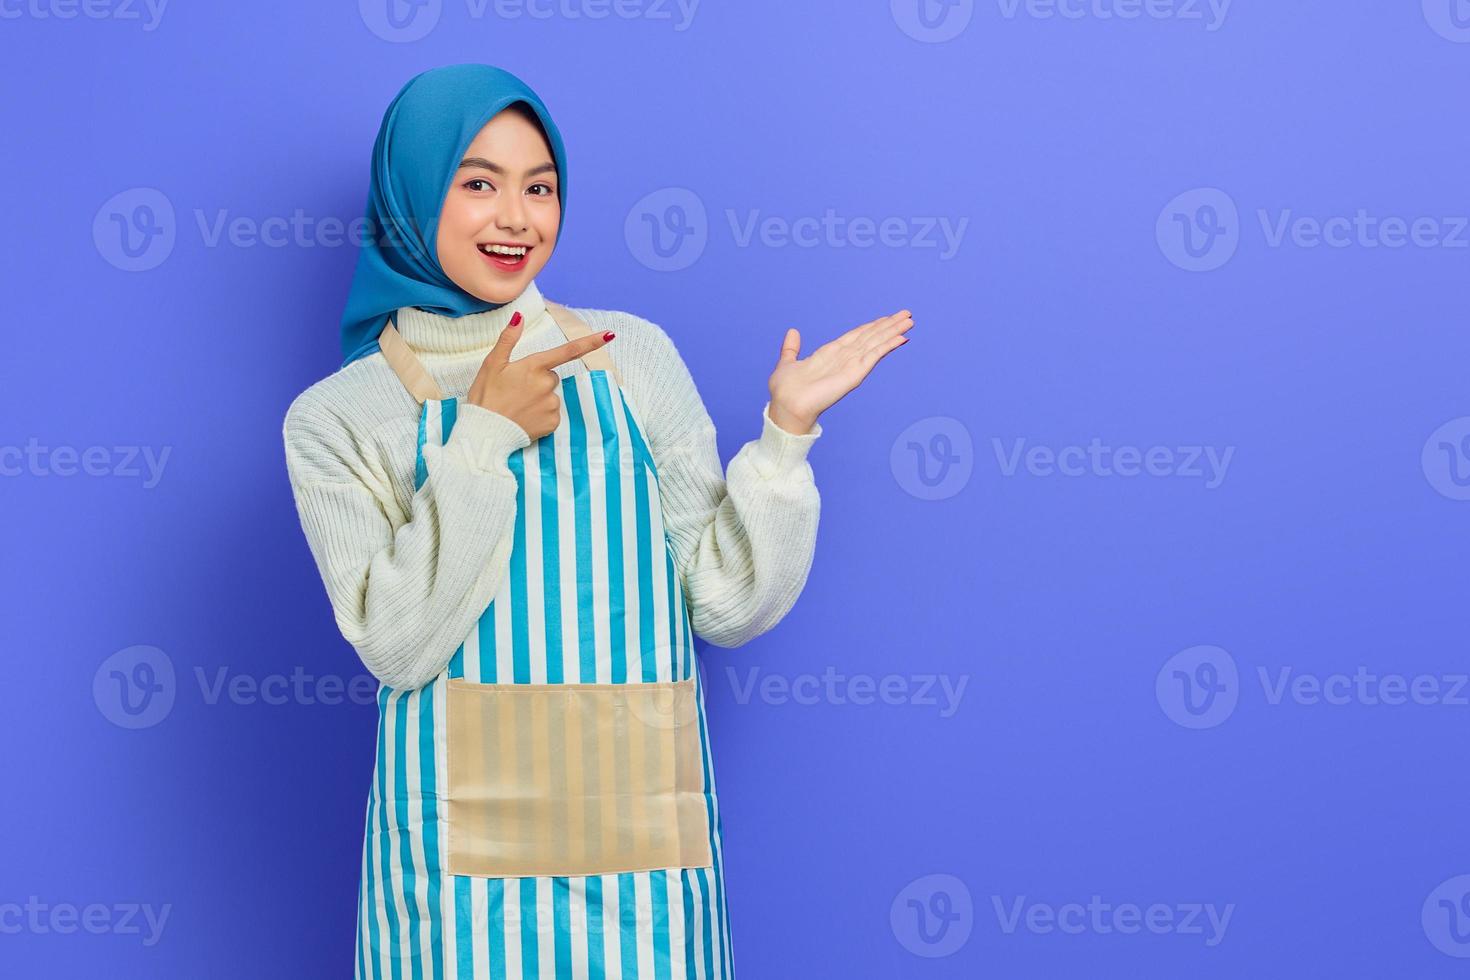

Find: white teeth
<box><xmin>479</xmin><ymin>244</ymin><xmax>528</xmax><ymax>257</ymax></box>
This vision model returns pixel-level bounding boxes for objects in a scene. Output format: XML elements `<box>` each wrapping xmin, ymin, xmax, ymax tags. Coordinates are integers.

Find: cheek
<box><xmin>435</xmin><ymin>229</ymin><xmax>474</xmax><ymax>285</ymax></box>
<box><xmin>438</xmin><ymin>199</ymin><xmax>477</xmax><ymax>239</ymax></box>
<box><xmin>538</xmin><ymin>208</ymin><xmax>561</xmax><ymax>244</ymax></box>
<box><xmin>436</xmin><ymin>203</ymin><xmax>483</xmax><ymax>266</ymax></box>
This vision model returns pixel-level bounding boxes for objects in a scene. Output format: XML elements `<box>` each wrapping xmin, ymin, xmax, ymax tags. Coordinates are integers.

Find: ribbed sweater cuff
<box><xmin>749</xmin><ymin>401</ymin><xmax>823</xmax><ymax>479</ymax></box>
<box><xmin>443</xmin><ymin>401</ymin><xmax>532</xmax><ymax>473</ymax></box>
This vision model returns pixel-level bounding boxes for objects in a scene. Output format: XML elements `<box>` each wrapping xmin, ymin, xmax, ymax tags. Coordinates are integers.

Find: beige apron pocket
<box><xmin>445</xmin><ymin>677</ymin><xmax>714</xmax><ymax>878</ymax></box>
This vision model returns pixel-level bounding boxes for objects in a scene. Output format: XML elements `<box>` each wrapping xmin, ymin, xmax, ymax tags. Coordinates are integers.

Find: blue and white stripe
<box><xmin>355</xmin><ymin>370</ymin><xmax>735</xmax><ymax>979</ymax></box>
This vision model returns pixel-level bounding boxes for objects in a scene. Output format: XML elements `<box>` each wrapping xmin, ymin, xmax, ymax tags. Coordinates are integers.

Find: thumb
<box><xmin>778</xmin><ymin>327</ymin><xmax>801</xmax><ymax>364</ymax></box>
<box><xmin>483</xmin><ymin>311</ymin><xmax>524</xmax><ymax>371</ymax></box>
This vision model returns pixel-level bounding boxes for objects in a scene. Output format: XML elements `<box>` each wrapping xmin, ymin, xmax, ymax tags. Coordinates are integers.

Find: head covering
<box><xmin>338</xmin><ymin>64</ymin><xmax>567</xmax><ymax>368</ymax></box>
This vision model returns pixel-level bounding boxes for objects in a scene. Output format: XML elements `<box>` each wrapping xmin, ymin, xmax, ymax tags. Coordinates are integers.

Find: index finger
<box><xmin>527</xmin><ymin>330</ymin><xmax>614</xmax><ymax>370</ymax></box>
<box><xmin>841</xmin><ymin>309</ymin><xmax>913</xmax><ymax>347</ymax></box>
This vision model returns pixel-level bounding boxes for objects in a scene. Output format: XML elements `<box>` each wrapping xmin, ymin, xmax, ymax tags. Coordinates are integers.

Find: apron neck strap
<box><xmin>376</xmin><ymin>300</ymin><xmax>623</xmax><ymax>405</ymax></box>
<box><xmin>542</xmin><ymin>300</ymin><xmax>624</xmax><ymax>388</ymax></box>
<box><xmin>378</xmin><ymin>317</ymin><xmax>445</xmax><ymax>404</ymax></box>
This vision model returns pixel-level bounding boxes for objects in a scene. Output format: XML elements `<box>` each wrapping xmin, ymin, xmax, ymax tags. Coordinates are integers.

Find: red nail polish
<box><xmin>509</xmin><ymin>311</ymin><xmax>523</xmax><ymax>327</ymax></box>
<box><xmin>602</xmin><ymin>331</ymin><xmax>615</xmax><ymax>341</ymax></box>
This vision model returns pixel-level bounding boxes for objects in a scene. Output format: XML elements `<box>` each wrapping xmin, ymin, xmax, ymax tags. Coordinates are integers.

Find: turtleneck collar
<box><xmin>392</xmin><ymin>279</ymin><xmax>548</xmax><ymax>357</ymax></box>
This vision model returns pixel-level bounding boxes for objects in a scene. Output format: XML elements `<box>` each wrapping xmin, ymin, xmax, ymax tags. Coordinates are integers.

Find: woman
<box><xmin>283</xmin><ymin>63</ymin><xmax>913</xmax><ymax>979</ymax></box>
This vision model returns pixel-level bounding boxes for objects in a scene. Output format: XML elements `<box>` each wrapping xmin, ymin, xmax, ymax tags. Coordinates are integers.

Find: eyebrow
<box><xmin>458</xmin><ymin>157</ymin><xmax>557</xmax><ymax>178</ymax></box>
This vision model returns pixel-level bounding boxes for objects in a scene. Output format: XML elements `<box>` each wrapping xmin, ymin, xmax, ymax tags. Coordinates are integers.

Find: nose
<box><xmin>496</xmin><ymin>192</ymin><xmax>528</xmax><ymax>235</ymax></box>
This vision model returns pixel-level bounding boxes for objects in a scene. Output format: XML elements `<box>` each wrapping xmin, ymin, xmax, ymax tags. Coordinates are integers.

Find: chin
<box><xmin>455</xmin><ymin>256</ymin><xmax>548</xmax><ymax>305</ymax></box>
<box><xmin>474</xmin><ymin>280</ymin><xmax>525</xmax><ymax>304</ymax></box>
<box><xmin>453</xmin><ymin>270</ymin><xmax>527</xmax><ymax>305</ymax></box>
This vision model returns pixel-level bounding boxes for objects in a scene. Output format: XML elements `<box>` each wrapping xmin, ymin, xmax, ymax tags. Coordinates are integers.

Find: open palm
<box><xmin>767</xmin><ymin>309</ymin><xmax>915</xmax><ymax>434</ymax></box>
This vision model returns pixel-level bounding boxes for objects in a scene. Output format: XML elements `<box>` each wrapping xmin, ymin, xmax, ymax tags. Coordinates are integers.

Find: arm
<box><xmin>628</xmin><ymin>320</ymin><xmax>824</xmax><ymax>647</ymax></box>
<box><xmin>282</xmin><ymin>396</ymin><xmax>531</xmax><ymax>690</ymax></box>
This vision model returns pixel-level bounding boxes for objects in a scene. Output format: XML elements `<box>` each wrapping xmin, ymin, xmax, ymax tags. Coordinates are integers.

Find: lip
<box><xmin>477</xmin><ymin>241</ymin><xmax>533</xmax><ymax>273</ymax></box>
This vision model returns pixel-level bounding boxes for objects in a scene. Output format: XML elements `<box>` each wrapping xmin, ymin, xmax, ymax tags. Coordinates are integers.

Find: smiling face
<box><xmin>435</xmin><ymin>104</ymin><xmax>560</xmax><ymax>303</ymax></box>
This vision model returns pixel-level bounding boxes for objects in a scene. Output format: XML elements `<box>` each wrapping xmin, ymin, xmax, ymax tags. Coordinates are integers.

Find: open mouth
<box><xmin>477</xmin><ymin>242</ymin><xmax>532</xmax><ymax>271</ymax></box>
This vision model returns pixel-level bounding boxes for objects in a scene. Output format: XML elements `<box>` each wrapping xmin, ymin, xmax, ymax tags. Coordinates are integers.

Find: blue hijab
<box><xmin>338</xmin><ymin>64</ymin><xmax>567</xmax><ymax>368</ymax></box>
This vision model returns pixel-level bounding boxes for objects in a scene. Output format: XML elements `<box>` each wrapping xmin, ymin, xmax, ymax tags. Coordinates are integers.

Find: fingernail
<box><xmin>602</xmin><ymin>331</ymin><xmax>615</xmax><ymax>341</ymax></box>
<box><xmin>509</xmin><ymin>311</ymin><xmax>523</xmax><ymax>327</ymax></box>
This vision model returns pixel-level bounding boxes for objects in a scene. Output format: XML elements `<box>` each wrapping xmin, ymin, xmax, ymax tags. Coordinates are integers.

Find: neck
<box><xmin>392</xmin><ymin>280</ymin><xmax>547</xmax><ymax>357</ymax></box>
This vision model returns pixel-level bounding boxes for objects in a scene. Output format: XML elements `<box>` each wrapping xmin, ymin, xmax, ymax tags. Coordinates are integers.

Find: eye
<box><xmin>529</xmin><ymin>183</ymin><xmax>555</xmax><ymax>197</ymax></box>
<box><xmin>465</xmin><ymin>178</ymin><xmax>493</xmax><ymax>192</ymax></box>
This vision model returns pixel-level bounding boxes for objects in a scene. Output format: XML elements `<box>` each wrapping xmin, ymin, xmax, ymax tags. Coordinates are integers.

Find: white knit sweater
<box><xmin>282</xmin><ymin>280</ymin><xmax>823</xmax><ymax>691</ymax></box>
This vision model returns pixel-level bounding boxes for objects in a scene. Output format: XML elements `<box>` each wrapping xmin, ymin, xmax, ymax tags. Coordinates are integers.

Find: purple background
<box><xmin>4</xmin><ymin>0</ymin><xmax>1470</xmax><ymax>976</ymax></box>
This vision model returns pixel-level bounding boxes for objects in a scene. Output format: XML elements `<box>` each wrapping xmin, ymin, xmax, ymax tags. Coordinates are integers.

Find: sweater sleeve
<box><xmin>628</xmin><ymin>320</ymin><xmax>824</xmax><ymax>648</ymax></box>
<box><xmin>282</xmin><ymin>396</ymin><xmax>532</xmax><ymax>690</ymax></box>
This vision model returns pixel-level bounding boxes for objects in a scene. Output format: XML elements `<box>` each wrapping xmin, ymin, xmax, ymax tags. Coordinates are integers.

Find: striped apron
<box><xmin>355</xmin><ymin>301</ymin><xmax>736</xmax><ymax>979</ymax></box>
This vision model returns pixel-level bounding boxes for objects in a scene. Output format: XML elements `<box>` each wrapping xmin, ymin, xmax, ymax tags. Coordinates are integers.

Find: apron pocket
<box><xmin>445</xmin><ymin>676</ymin><xmax>714</xmax><ymax>878</ymax></box>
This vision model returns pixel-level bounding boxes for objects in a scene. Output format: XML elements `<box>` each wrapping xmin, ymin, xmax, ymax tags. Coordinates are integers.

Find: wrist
<box><xmin>767</xmin><ymin>400</ymin><xmax>817</xmax><ymax>436</ymax></box>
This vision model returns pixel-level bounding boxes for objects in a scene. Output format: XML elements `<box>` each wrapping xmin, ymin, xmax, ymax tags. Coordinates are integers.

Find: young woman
<box><xmin>283</xmin><ymin>63</ymin><xmax>913</xmax><ymax>979</ymax></box>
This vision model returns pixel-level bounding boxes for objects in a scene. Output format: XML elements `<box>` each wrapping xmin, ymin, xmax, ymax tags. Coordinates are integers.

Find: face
<box><xmin>435</xmin><ymin>106</ymin><xmax>560</xmax><ymax>303</ymax></box>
